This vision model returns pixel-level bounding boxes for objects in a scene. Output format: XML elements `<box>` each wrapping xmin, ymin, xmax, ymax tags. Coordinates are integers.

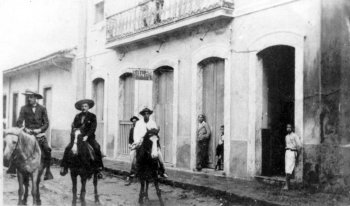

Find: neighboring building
<box><xmin>69</xmin><ymin>0</ymin><xmax>350</xmax><ymax>192</ymax></box>
<box><xmin>3</xmin><ymin>49</ymin><xmax>77</xmax><ymax>149</ymax></box>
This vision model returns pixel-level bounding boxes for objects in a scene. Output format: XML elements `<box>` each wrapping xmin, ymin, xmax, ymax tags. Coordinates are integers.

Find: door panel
<box><xmin>155</xmin><ymin>69</ymin><xmax>173</xmax><ymax>163</ymax></box>
<box><xmin>93</xmin><ymin>79</ymin><xmax>105</xmax><ymax>151</ymax></box>
<box><xmin>43</xmin><ymin>88</ymin><xmax>52</xmax><ymax>146</ymax></box>
<box><xmin>202</xmin><ymin>59</ymin><xmax>224</xmax><ymax>168</ymax></box>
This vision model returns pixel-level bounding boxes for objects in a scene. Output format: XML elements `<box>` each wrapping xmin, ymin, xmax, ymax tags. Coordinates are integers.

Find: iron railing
<box><xmin>118</xmin><ymin>120</ymin><xmax>133</xmax><ymax>155</ymax></box>
<box><xmin>106</xmin><ymin>0</ymin><xmax>234</xmax><ymax>42</ymax></box>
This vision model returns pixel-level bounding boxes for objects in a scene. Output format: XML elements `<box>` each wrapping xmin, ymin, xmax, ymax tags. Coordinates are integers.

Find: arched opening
<box><xmin>118</xmin><ymin>73</ymin><xmax>135</xmax><ymax>156</ymax></box>
<box><xmin>92</xmin><ymin>78</ymin><xmax>105</xmax><ymax>152</ymax></box>
<box><xmin>153</xmin><ymin>66</ymin><xmax>174</xmax><ymax>163</ymax></box>
<box><xmin>198</xmin><ymin>57</ymin><xmax>225</xmax><ymax>169</ymax></box>
<box><xmin>257</xmin><ymin>45</ymin><xmax>295</xmax><ymax>176</ymax></box>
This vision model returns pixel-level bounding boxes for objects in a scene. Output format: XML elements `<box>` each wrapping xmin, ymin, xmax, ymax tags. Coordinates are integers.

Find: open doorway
<box><xmin>258</xmin><ymin>46</ymin><xmax>295</xmax><ymax>177</ymax></box>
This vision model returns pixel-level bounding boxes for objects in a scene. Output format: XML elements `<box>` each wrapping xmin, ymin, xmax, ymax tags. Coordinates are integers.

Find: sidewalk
<box><xmin>52</xmin><ymin>150</ymin><xmax>350</xmax><ymax>206</ymax></box>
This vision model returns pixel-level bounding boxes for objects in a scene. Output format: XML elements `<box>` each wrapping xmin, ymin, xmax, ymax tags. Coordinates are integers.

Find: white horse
<box><xmin>3</xmin><ymin>127</ymin><xmax>44</xmax><ymax>205</ymax></box>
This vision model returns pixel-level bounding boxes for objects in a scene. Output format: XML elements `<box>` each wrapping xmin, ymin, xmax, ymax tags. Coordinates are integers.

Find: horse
<box><xmin>3</xmin><ymin>127</ymin><xmax>44</xmax><ymax>205</ymax></box>
<box><xmin>65</xmin><ymin>130</ymin><xmax>100</xmax><ymax>206</ymax></box>
<box><xmin>136</xmin><ymin>130</ymin><xmax>164</xmax><ymax>206</ymax></box>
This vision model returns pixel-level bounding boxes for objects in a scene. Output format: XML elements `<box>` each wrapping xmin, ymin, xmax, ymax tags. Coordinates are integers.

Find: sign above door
<box><xmin>130</xmin><ymin>68</ymin><xmax>153</xmax><ymax>80</ymax></box>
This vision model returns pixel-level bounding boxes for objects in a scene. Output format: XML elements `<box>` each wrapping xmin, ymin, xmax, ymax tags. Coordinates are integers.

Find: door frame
<box><xmin>150</xmin><ymin>56</ymin><xmax>179</xmax><ymax>166</ymax></box>
<box><xmin>90</xmin><ymin>76</ymin><xmax>108</xmax><ymax>155</ymax></box>
<box><xmin>43</xmin><ymin>86</ymin><xmax>53</xmax><ymax>147</ymax></box>
<box><xmin>190</xmin><ymin>44</ymin><xmax>231</xmax><ymax>174</ymax></box>
<box><xmin>152</xmin><ymin>66</ymin><xmax>174</xmax><ymax>164</ymax></box>
<box><xmin>247</xmin><ymin>32</ymin><xmax>304</xmax><ymax>181</ymax></box>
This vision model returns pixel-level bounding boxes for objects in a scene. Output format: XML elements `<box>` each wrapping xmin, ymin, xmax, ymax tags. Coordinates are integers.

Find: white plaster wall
<box><xmin>39</xmin><ymin>67</ymin><xmax>76</xmax><ymax>130</ymax></box>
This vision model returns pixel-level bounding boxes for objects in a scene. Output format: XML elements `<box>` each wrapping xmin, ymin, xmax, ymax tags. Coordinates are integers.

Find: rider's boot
<box><xmin>7</xmin><ymin>163</ymin><xmax>16</xmax><ymax>174</ymax></box>
<box><xmin>60</xmin><ymin>167</ymin><xmax>68</xmax><ymax>176</ymax></box>
<box><xmin>96</xmin><ymin>167</ymin><xmax>104</xmax><ymax>179</ymax></box>
<box><xmin>158</xmin><ymin>160</ymin><xmax>168</xmax><ymax>178</ymax></box>
<box><xmin>44</xmin><ymin>164</ymin><xmax>54</xmax><ymax>180</ymax></box>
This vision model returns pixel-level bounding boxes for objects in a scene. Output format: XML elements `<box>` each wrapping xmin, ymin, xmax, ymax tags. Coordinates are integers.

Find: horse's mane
<box><xmin>5</xmin><ymin>127</ymin><xmax>41</xmax><ymax>159</ymax></box>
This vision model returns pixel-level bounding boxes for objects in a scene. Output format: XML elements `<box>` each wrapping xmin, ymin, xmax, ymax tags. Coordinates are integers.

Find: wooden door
<box><xmin>43</xmin><ymin>88</ymin><xmax>52</xmax><ymax>146</ymax></box>
<box><xmin>12</xmin><ymin>93</ymin><xmax>18</xmax><ymax>127</ymax></box>
<box><xmin>3</xmin><ymin>95</ymin><xmax>7</xmax><ymax>129</ymax></box>
<box><xmin>202</xmin><ymin>58</ymin><xmax>225</xmax><ymax>168</ymax></box>
<box><xmin>118</xmin><ymin>75</ymin><xmax>135</xmax><ymax>156</ymax></box>
<box><xmin>93</xmin><ymin>79</ymin><xmax>105</xmax><ymax>150</ymax></box>
<box><xmin>155</xmin><ymin>68</ymin><xmax>174</xmax><ymax>163</ymax></box>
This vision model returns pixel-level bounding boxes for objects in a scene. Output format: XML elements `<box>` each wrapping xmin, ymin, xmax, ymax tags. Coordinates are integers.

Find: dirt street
<box><xmin>3</xmin><ymin>166</ymin><xmax>242</xmax><ymax>206</ymax></box>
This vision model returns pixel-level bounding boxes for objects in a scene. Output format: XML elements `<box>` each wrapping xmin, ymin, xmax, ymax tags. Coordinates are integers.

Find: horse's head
<box><xmin>3</xmin><ymin>128</ymin><xmax>21</xmax><ymax>167</ymax></box>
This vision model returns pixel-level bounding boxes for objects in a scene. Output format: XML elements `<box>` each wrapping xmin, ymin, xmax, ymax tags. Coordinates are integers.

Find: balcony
<box><xmin>106</xmin><ymin>0</ymin><xmax>234</xmax><ymax>48</ymax></box>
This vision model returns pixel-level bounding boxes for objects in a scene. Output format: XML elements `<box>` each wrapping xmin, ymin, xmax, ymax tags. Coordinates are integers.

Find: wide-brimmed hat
<box><xmin>130</xmin><ymin>116</ymin><xmax>139</xmax><ymax>122</ymax></box>
<box><xmin>139</xmin><ymin>107</ymin><xmax>153</xmax><ymax>116</ymax></box>
<box><xmin>75</xmin><ymin>99</ymin><xmax>95</xmax><ymax>110</ymax></box>
<box><xmin>22</xmin><ymin>90</ymin><xmax>43</xmax><ymax>99</ymax></box>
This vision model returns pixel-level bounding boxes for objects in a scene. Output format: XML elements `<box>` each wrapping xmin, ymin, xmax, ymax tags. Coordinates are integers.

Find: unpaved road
<box><xmin>3</xmin><ymin>166</ymin><xmax>242</xmax><ymax>206</ymax></box>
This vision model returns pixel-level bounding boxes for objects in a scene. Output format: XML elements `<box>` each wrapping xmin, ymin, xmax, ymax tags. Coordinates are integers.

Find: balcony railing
<box><xmin>106</xmin><ymin>0</ymin><xmax>234</xmax><ymax>43</ymax></box>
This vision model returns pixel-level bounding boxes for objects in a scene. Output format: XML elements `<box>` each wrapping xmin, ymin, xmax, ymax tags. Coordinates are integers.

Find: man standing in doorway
<box><xmin>14</xmin><ymin>90</ymin><xmax>53</xmax><ymax>180</ymax></box>
<box><xmin>283</xmin><ymin>124</ymin><xmax>302</xmax><ymax>190</ymax></box>
<box><xmin>125</xmin><ymin>115</ymin><xmax>139</xmax><ymax>186</ymax></box>
<box><xmin>196</xmin><ymin>114</ymin><xmax>211</xmax><ymax>171</ymax></box>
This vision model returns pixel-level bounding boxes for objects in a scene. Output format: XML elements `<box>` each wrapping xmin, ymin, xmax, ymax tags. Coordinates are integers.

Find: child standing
<box><xmin>215</xmin><ymin>125</ymin><xmax>224</xmax><ymax>171</ymax></box>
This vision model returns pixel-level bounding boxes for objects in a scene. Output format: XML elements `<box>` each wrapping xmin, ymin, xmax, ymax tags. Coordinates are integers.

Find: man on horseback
<box><xmin>131</xmin><ymin>107</ymin><xmax>168</xmax><ymax>178</ymax></box>
<box><xmin>60</xmin><ymin>99</ymin><xmax>104</xmax><ymax>178</ymax></box>
<box><xmin>10</xmin><ymin>90</ymin><xmax>54</xmax><ymax>180</ymax></box>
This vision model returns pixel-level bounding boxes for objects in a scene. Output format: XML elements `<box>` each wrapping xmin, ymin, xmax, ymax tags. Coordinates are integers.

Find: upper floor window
<box><xmin>95</xmin><ymin>1</ymin><xmax>104</xmax><ymax>23</ymax></box>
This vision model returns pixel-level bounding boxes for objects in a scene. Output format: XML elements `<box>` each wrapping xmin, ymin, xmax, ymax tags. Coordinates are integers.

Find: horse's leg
<box><xmin>71</xmin><ymin>172</ymin><xmax>77</xmax><ymax>206</ymax></box>
<box><xmin>35</xmin><ymin>169</ymin><xmax>44</xmax><ymax>205</ymax></box>
<box><xmin>93</xmin><ymin>173</ymin><xmax>100</xmax><ymax>204</ymax></box>
<box><xmin>80</xmin><ymin>176</ymin><xmax>87</xmax><ymax>206</ymax></box>
<box><xmin>144</xmin><ymin>180</ymin><xmax>149</xmax><ymax>201</ymax></box>
<box><xmin>23</xmin><ymin>175</ymin><xmax>29</xmax><ymax>205</ymax></box>
<box><xmin>17</xmin><ymin>172</ymin><xmax>24</xmax><ymax>205</ymax></box>
<box><xmin>32</xmin><ymin>171</ymin><xmax>39</xmax><ymax>205</ymax></box>
<box><xmin>154</xmin><ymin>179</ymin><xmax>164</xmax><ymax>206</ymax></box>
<box><xmin>139</xmin><ymin>180</ymin><xmax>145</xmax><ymax>205</ymax></box>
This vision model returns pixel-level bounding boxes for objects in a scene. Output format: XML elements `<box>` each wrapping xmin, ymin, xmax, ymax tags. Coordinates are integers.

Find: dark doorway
<box><xmin>259</xmin><ymin>46</ymin><xmax>295</xmax><ymax>176</ymax></box>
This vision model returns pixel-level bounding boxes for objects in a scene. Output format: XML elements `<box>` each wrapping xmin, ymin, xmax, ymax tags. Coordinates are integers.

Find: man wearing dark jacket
<box><xmin>60</xmin><ymin>99</ymin><xmax>104</xmax><ymax>178</ymax></box>
<box><xmin>125</xmin><ymin>116</ymin><xmax>139</xmax><ymax>186</ymax></box>
<box><xmin>14</xmin><ymin>90</ymin><xmax>53</xmax><ymax>180</ymax></box>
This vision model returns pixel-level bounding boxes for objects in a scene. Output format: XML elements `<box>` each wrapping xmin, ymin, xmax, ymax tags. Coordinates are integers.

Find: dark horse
<box><xmin>3</xmin><ymin>128</ymin><xmax>44</xmax><ymax>205</ymax></box>
<box><xmin>136</xmin><ymin>130</ymin><xmax>164</xmax><ymax>206</ymax></box>
<box><xmin>65</xmin><ymin>130</ymin><xmax>100</xmax><ymax>206</ymax></box>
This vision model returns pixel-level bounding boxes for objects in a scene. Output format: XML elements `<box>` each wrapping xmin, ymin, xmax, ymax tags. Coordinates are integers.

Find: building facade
<box><xmin>59</xmin><ymin>0</ymin><xmax>350</xmax><ymax>191</ymax></box>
